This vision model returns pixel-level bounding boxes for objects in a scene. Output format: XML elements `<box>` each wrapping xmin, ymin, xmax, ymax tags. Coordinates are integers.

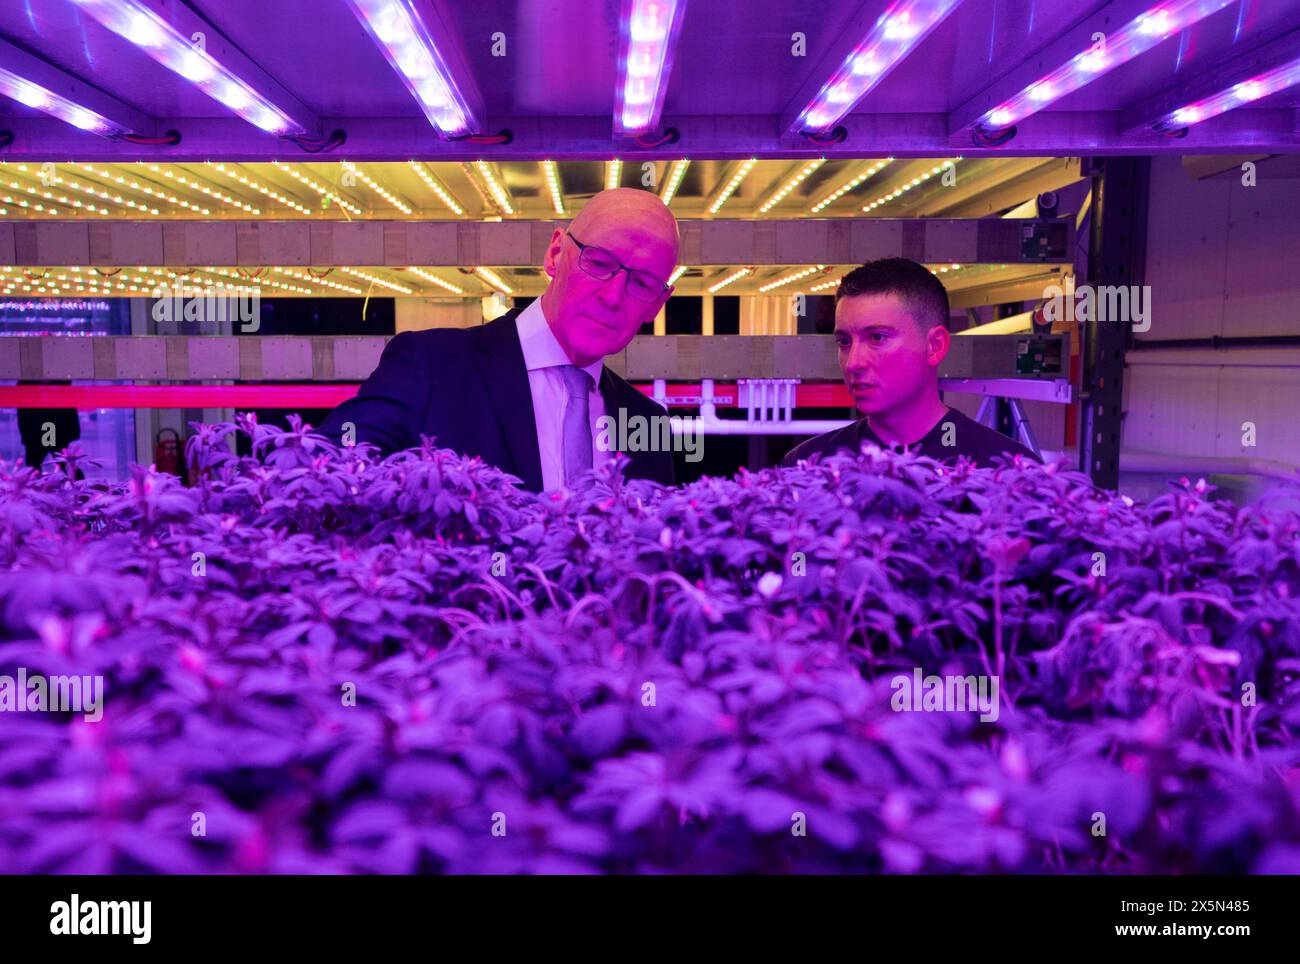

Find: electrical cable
<box><xmin>801</xmin><ymin>125</ymin><xmax>847</xmax><ymax>145</ymax></box>
<box><xmin>117</xmin><ymin>129</ymin><xmax>182</xmax><ymax>146</ymax></box>
<box><xmin>632</xmin><ymin>127</ymin><xmax>680</xmax><ymax>149</ymax></box>
<box><xmin>287</xmin><ymin>128</ymin><xmax>347</xmax><ymax>153</ymax></box>
<box><xmin>971</xmin><ymin>124</ymin><xmax>1018</xmax><ymax>148</ymax></box>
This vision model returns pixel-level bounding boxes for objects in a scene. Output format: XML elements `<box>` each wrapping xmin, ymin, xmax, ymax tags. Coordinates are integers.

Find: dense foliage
<box><xmin>1</xmin><ymin>414</ymin><xmax>1299</xmax><ymax>873</ymax></box>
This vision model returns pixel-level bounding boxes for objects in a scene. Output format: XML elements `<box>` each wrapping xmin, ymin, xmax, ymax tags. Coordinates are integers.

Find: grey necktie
<box><xmin>558</xmin><ymin>364</ymin><xmax>594</xmax><ymax>485</ymax></box>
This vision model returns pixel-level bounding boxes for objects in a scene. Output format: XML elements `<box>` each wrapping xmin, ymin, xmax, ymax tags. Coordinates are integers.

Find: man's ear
<box><xmin>926</xmin><ymin>325</ymin><xmax>951</xmax><ymax>367</ymax></box>
<box><xmin>543</xmin><ymin>228</ymin><xmax>565</xmax><ymax>278</ymax></box>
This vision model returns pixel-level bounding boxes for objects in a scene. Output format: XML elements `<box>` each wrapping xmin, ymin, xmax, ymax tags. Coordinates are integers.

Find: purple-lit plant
<box><xmin>0</xmin><ymin>418</ymin><xmax>1298</xmax><ymax>874</ymax></box>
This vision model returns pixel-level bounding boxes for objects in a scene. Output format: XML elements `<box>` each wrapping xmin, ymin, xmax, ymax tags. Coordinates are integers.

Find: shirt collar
<box><xmin>515</xmin><ymin>298</ymin><xmax>604</xmax><ymax>385</ymax></box>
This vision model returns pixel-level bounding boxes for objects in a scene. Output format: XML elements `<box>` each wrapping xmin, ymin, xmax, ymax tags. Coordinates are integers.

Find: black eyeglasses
<box><xmin>565</xmin><ymin>232</ymin><xmax>672</xmax><ymax>303</ymax></box>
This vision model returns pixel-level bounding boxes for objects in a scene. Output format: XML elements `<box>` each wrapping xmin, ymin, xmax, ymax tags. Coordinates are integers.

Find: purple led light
<box><xmin>793</xmin><ymin>0</ymin><xmax>964</xmax><ymax>133</ymax></box>
<box><xmin>1156</xmin><ymin>56</ymin><xmax>1300</xmax><ymax>131</ymax></box>
<box><xmin>68</xmin><ymin>0</ymin><xmax>304</xmax><ymax>135</ymax></box>
<box><xmin>978</xmin><ymin>0</ymin><xmax>1236</xmax><ymax>131</ymax></box>
<box><xmin>614</xmin><ymin>0</ymin><xmax>688</xmax><ymax>136</ymax></box>
<box><xmin>0</xmin><ymin>67</ymin><xmax>121</xmax><ymax>136</ymax></box>
<box><xmin>346</xmin><ymin>0</ymin><xmax>476</xmax><ymax>137</ymax></box>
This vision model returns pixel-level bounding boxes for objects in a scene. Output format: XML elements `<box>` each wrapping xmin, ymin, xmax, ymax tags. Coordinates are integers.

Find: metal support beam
<box><xmin>0</xmin><ymin>111</ymin><xmax>1294</xmax><ymax>161</ymax></box>
<box><xmin>1078</xmin><ymin>157</ymin><xmax>1148</xmax><ymax>489</ymax></box>
<box><xmin>0</xmin><ymin>217</ymin><xmax>1073</xmax><ymax>268</ymax></box>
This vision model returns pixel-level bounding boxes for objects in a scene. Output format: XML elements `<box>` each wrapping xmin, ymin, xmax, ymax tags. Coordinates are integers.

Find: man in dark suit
<box><xmin>783</xmin><ymin>258</ymin><xmax>1040</xmax><ymax>469</ymax></box>
<box><xmin>316</xmin><ymin>188</ymin><xmax>679</xmax><ymax>491</ymax></box>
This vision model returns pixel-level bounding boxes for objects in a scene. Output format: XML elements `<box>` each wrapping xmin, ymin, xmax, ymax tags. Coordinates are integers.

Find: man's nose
<box><xmin>843</xmin><ymin>343</ymin><xmax>873</xmax><ymax>373</ymax></box>
<box><xmin>597</xmin><ymin>269</ymin><xmax>629</xmax><ymax>306</ymax></box>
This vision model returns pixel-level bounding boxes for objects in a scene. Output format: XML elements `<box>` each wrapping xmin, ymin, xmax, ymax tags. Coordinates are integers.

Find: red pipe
<box><xmin>0</xmin><ymin>383</ymin><xmax>857</xmax><ymax>410</ymax></box>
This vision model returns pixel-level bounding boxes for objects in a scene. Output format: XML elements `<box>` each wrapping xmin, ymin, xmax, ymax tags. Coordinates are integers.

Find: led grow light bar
<box><xmin>0</xmin><ymin>67</ymin><xmax>124</xmax><ymax>136</ymax></box>
<box><xmin>68</xmin><ymin>0</ymin><xmax>307</xmax><ymax>134</ymax></box>
<box><xmin>346</xmin><ymin>0</ymin><xmax>479</xmax><ymax>136</ymax></box>
<box><xmin>793</xmin><ymin>0</ymin><xmax>963</xmax><ymax>133</ymax></box>
<box><xmin>615</xmin><ymin>0</ymin><xmax>689</xmax><ymax>135</ymax></box>
<box><xmin>977</xmin><ymin>0</ymin><xmax>1236</xmax><ymax>132</ymax></box>
<box><xmin>1154</xmin><ymin>55</ymin><xmax>1300</xmax><ymax>131</ymax></box>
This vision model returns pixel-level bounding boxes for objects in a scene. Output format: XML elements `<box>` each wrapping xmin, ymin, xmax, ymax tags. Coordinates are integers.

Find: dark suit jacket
<box><xmin>316</xmin><ymin>309</ymin><xmax>675</xmax><ymax>491</ymax></box>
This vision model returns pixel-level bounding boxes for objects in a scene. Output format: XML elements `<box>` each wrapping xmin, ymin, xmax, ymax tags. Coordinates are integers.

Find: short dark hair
<box><xmin>834</xmin><ymin>257</ymin><xmax>950</xmax><ymax>331</ymax></box>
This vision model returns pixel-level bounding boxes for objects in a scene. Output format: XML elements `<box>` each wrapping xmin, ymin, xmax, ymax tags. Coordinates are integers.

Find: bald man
<box><xmin>316</xmin><ymin>188</ymin><xmax>679</xmax><ymax>491</ymax></box>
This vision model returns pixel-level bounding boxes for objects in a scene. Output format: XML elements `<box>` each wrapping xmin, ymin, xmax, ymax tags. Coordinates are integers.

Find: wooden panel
<box><xmin>162</xmin><ymin>222</ymin><xmax>237</xmax><ymax>265</ymax></box>
<box><xmin>186</xmin><ymin>337</ymin><xmax>241</xmax><ymax>378</ymax></box>
<box><xmin>246</xmin><ymin>221</ymin><xmax>312</xmax><ymax>266</ymax></box>
<box><xmin>115</xmin><ymin>336</ymin><xmax>167</xmax><ymax>379</ymax></box>
<box><xmin>89</xmin><ymin>222</ymin><xmax>164</xmax><ymax>265</ymax></box>
<box><xmin>42</xmin><ymin>337</ymin><xmax>95</xmax><ymax>378</ymax></box>
<box><xmin>328</xmin><ymin>222</ymin><xmax>385</xmax><ymax>266</ymax></box>
<box><xmin>478</xmin><ymin>221</ymin><xmax>534</xmax><ymax>265</ymax></box>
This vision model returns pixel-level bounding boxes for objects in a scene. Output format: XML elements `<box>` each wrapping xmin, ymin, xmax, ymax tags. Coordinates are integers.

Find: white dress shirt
<box><xmin>514</xmin><ymin>298</ymin><xmax>608</xmax><ymax>490</ymax></box>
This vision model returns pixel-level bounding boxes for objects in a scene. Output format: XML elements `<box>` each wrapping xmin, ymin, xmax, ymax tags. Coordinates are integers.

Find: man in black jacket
<box><xmin>784</xmin><ymin>258</ymin><xmax>1039</xmax><ymax>469</ymax></box>
<box><xmin>316</xmin><ymin>188</ymin><xmax>678</xmax><ymax>491</ymax></box>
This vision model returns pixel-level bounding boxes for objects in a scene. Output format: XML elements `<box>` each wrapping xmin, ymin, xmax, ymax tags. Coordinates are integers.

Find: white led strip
<box><xmin>542</xmin><ymin>161</ymin><xmax>565</xmax><ymax>216</ymax></box>
<box><xmin>758</xmin><ymin>264</ymin><xmax>827</xmax><ymax>292</ymax></box>
<box><xmin>708</xmin><ymin>159</ymin><xmax>756</xmax><ymax>215</ymax></box>
<box><xmin>660</xmin><ymin>159</ymin><xmax>689</xmax><ymax>206</ymax></box>
<box><xmin>270</xmin><ymin>161</ymin><xmax>362</xmax><ymax>216</ymax></box>
<box><xmin>408</xmin><ymin>161</ymin><xmax>465</xmax><ymax>216</ymax></box>
<box><xmin>79</xmin><ymin>163</ymin><xmax>213</xmax><ymax>216</ymax></box>
<box><xmin>707</xmin><ymin>268</ymin><xmax>751</xmax><ymax>293</ymax></box>
<box><xmin>473</xmin><ymin>266</ymin><xmax>513</xmax><ymax>295</ymax></box>
<box><xmin>863</xmin><ymin>158</ymin><xmax>962</xmax><ymax>212</ymax></box>
<box><xmin>758</xmin><ymin>158</ymin><xmax>826</xmax><ymax>214</ymax></box>
<box><xmin>810</xmin><ymin>158</ymin><xmax>894</xmax><ymax>213</ymax></box>
<box><xmin>148</xmin><ymin>163</ymin><xmax>260</xmax><ymax>215</ymax></box>
<box><xmin>473</xmin><ymin>161</ymin><xmax>514</xmax><ymax>215</ymax></box>
<box><xmin>208</xmin><ymin>162</ymin><xmax>310</xmax><ymax>215</ymax></box>
<box><xmin>406</xmin><ymin>266</ymin><xmax>465</xmax><ymax>294</ymax></box>
<box><xmin>22</xmin><ymin>164</ymin><xmax>161</xmax><ymax>216</ymax></box>
<box><xmin>341</xmin><ymin>161</ymin><xmax>412</xmax><ymax>215</ymax></box>
<box><xmin>339</xmin><ymin>266</ymin><xmax>413</xmax><ymax>294</ymax></box>
<box><xmin>273</xmin><ymin>267</ymin><xmax>364</xmax><ymax>295</ymax></box>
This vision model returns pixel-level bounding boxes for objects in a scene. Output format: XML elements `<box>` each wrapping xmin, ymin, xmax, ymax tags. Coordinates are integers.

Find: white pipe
<box><xmin>669</xmin><ymin>413</ymin><xmax>853</xmax><ymax>436</ymax></box>
<box><xmin>1121</xmin><ymin>449</ymin><xmax>1299</xmax><ymax>482</ymax></box>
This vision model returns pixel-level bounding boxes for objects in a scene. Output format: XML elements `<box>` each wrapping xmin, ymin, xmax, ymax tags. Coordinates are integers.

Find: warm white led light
<box><xmin>660</xmin><ymin>159</ymin><xmax>690</xmax><ymax>206</ymax></box>
<box><xmin>408</xmin><ymin>161</ymin><xmax>465</xmax><ymax>216</ymax></box>
<box><xmin>473</xmin><ymin>266</ymin><xmax>514</xmax><ymax>295</ymax></box>
<box><xmin>407</xmin><ymin>266</ymin><xmax>466</xmax><ymax>294</ymax></box>
<box><xmin>269</xmin><ymin>161</ymin><xmax>362</xmax><ymax>216</ymax></box>
<box><xmin>542</xmin><ymin>160</ymin><xmax>566</xmax><ymax>216</ymax></box>
<box><xmin>758</xmin><ymin>265</ymin><xmax>826</xmax><ymax>292</ymax></box>
<box><xmin>339</xmin><ymin>266</ymin><xmax>414</xmax><ymax>294</ymax></box>
<box><xmin>758</xmin><ymin>158</ymin><xmax>827</xmax><ymax>214</ymax></box>
<box><xmin>341</xmin><ymin>161</ymin><xmax>412</xmax><ymax>214</ymax></box>
<box><xmin>707</xmin><ymin>268</ymin><xmax>751</xmax><ymax>293</ymax></box>
<box><xmin>473</xmin><ymin>161</ymin><xmax>514</xmax><ymax>215</ymax></box>
<box><xmin>809</xmin><ymin>158</ymin><xmax>893</xmax><ymax>213</ymax></box>
<box><xmin>708</xmin><ymin>159</ymin><xmax>757</xmax><ymax>215</ymax></box>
